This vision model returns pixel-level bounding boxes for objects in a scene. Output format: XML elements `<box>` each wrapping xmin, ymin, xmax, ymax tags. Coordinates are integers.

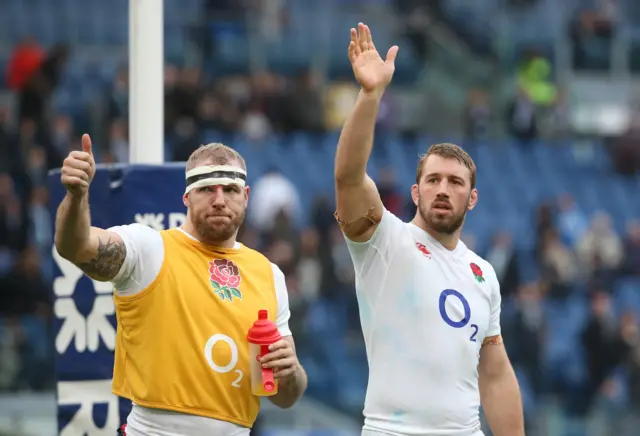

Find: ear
<box><xmin>468</xmin><ymin>188</ymin><xmax>478</xmax><ymax>211</ymax></box>
<box><xmin>244</xmin><ymin>186</ymin><xmax>251</xmax><ymax>208</ymax></box>
<box><xmin>183</xmin><ymin>192</ymin><xmax>189</xmax><ymax>208</ymax></box>
<box><xmin>411</xmin><ymin>183</ymin><xmax>419</xmax><ymax>206</ymax></box>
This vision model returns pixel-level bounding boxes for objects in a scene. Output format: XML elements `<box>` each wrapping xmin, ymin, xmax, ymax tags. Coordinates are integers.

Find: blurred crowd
<box><xmin>502</xmin><ymin>197</ymin><xmax>640</xmax><ymax>434</ymax></box>
<box><xmin>1</xmin><ymin>2</ymin><xmax>640</xmax><ymax>434</ymax></box>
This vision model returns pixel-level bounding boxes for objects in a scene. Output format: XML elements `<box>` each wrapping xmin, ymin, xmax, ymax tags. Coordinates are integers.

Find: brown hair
<box><xmin>186</xmin><ymin>143</ymin><xmax>247</xmax><ymax>172</ymax></box>
<box><xmin>415</xmin><ymin>143</ymin><xmax>476</xmax><ymax>188</ymax></box>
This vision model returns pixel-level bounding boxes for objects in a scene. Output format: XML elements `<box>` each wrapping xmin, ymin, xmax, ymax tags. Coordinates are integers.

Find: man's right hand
<box><xmin>61</xmin><ymin>133</ymin><xmax>96</xmax><ymax>197</ymax></box>
<box><xmin>349</xmin><ymin>23</ymin><xmax>399</xmax><ymax>95</ymax></box>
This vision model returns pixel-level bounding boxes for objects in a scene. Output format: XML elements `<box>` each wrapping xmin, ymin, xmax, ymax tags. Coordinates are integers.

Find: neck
<box><xmin>180</xmin><ymin>222</ymin><xmax>237</xmax><ymax>249</ymax></box>
<box><xmin>411</xmin><ymin>214</ymin><xmax>460</xmax><ymax>251</ymax></box>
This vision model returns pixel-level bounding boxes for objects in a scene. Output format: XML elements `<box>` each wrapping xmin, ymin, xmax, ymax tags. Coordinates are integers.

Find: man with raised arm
<box><xmin>54</xmin><ymin>135</ymin><xmax>307</xmax><ymax>436</ymax></box>
<box><xmin>334</xmin><ymin>23</ymin><xmax>525</xmax><ymax>436</ymax></box>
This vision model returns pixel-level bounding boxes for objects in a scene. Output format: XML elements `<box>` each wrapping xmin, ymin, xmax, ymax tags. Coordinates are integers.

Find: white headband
<box><xmin>184</xmin><ymin>165</ymin><xmax>247</xmax><ymax>195</ymax></box>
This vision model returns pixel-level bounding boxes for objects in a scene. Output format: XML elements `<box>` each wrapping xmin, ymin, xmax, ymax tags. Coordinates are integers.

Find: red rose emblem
<box><xmin>209</xmin><ymin>259</ymin><xmax>241</xmax><ymax>288</ymax></box>
<box><xmin>470</xmin><ymin>262</ymin><xmax>485</xmax><ymax>283</ymax></box>
<box><xmin>415</xmin><ymin>242</ymin><xmax>431</xmax><ymax>257</ymax></box>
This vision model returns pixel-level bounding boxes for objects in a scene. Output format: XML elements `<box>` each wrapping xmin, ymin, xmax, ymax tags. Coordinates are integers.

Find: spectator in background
<box><xmin>0</xmin><ymin>109</ymin><xmax>21</xmax><ymax>172</ymax></box>
<box><xmin>486</xmin><ymin>231</ymin><xmax>521</xmax><ymax>299</ymax></box>
<box><xmin>106</xmin><ymin>66</ymin><xmax>129</xmax><ymax>136</ymax></box>
<box><xmin>611</xmin><ymin>113</ymin><xmax>640</xmax><ymax>176</ymax></box>
<box><xmin>249</xmin><ymin>167</ymin><xmax>302</xmax><ymax>234</ymax></box>
<box><xmin>0</xmin><ymin>246</ymin><xmax>52</xmax><ymax>318</ymax></box>
<box><xmin>377</xmin><ymin>168</ymin><xmax>404</xmax><ymax>217</ymax></box>
<box><xmin>400</xmin><ymin>3</ymin><xmax>432</xmax><ymax>62</ymax></box>
<box><xmin>504</xmin><ymin>282</ymin><xmax>545</xmax><ymax>432</ymax></box>
<box><xmin>463</xmin><ymin>88</ymin><xmax>492</xmax><ymax>142</ymax></box>
<box><xmin>109</xmin><ymin>119</ymin><xmax>129</xmax><ymax>163</ymax></box>
<box><xmin>5</xmin><ymin>36</ymin><xmax>44</xmax><ymax>91</ymax></box>
<box><xmin>620</xmin><ymin>310</ymin><xmax>640</xmax><ymax>435</ymax></box>
<box><xmin>165</xmin><ymin>66</ymin><xmax>203</xmax><ymax>138</ymax></box>
<box><xmin>241</xmin><ymin>97</ymin><xmax>272</xmax><ymax>141</ymax></box>
<box><xmin>255</xmin><ymin>0</ymin><xmax>288</xmax><ymax>42</ymax></box>
<box><xmin>0</xmin><ymin>173</ymin><xmax>29</xmax><ymax>253</ymax></box>
<box><xmin>323</xmin><ymin>78</ymin><xmax>359</xmax><ymax>131</ymax></box>
<box><xmin>248</xmin><ymin>71</ymin><xmax>285</xmax><ymax>133</ymax></box>
<box><xmin>539</xmin><ymin>228</ymin><xmax>579</xmax><ymax>298</ymax></box>
<box><xmin>283</xmin><ymin>68</ymin><xmax>325</xmax><ymax>134</ymax></box>
<box><xmin>622</xmin><ymin>220</ymin><xmax>640</xmax><ymax>276</ymax></box>
<box><xmin>570</xmin><ymin>0</ymin><xmax>618</xmax><ymax>70</ymax></box>
<box><xmin>581</xmin><ymin>290</ymin><xmax>628</xmax><ymax>419</ymax></box>
<box><xmin>557</xmin><ymin>193</ymin><xmax>589</xmax><ymax>249</ymax></box>
<box><xmin>577</xmin><ymin>211</ymin><xmax>623</xmax><ymax>281</ymax></box>
<box><xmin>297</xmin><ymin>228</ymin><xmax>322</xmax><ymax>304</ymax></box>
<box><xmin>49</xmin><ymin>114</ymin><xmax>73</xmax><ymax>157</ymax></box>
<box><xmin>506</xmin><ymin>87</ymin><xmax>538</xmax><ymax>144</ymax></box>
<box><xmin>18</xmin><ymin>43</ymin><xmax>69</xmax><ymax>127</ymax></box>
<box><xmin>534</xmin><ymin>202</ymin><xmax>555</xmax><ymax>259</ymax></box>
<box><xmin>25</xmin><ymin>146</ymin><xmax>48</xmax><ymax>187</ymax></box>
<box><xmin>516</xmin><ymin>48</ymin><xmax>557</xmax><ymax>108</ymax></box>
<box><xmin>28</xmin><ymin>185</ymin><xmax>52</xmax><ymax>278</ymax></box>
<box><xmin>0</xmin><ymin>318</ymin><xmax>22</xmax><ymax>391</ymax></box>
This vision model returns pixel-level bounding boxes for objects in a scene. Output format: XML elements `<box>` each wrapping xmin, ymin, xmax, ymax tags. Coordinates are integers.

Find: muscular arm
<box><xmin>54</xmin><ymin>193</ymin><xmax>126</xmax><ymax>282</ymax></box>
<box><xmin>478</xmin><ymin>336</ymin><xmax>525</xmax><ymax>436</ymax></box>
<box><xmin>334</xmin><ymin>90</ymin><xmax>384</xmax><ymax>242</ymax></box>
<box><xmin>268</xmin><ymin>336</ymin><xmax>308</xmax><ymax>409</ymax></box>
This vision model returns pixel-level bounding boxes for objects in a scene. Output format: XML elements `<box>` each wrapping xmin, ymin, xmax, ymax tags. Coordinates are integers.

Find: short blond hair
<box><xmin>186</xmin><ymin>143</ymin><xmax>247</xmax><ymax>172</ymax></box>
<box><xmin>416</xmin><ymin>143</ymin><xmax>476</xmax><ymax>188</ymax></box>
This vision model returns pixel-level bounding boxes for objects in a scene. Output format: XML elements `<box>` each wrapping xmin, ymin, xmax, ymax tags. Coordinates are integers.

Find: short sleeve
<box><xmin>343</xmin><ymin>208</ymin><xmax>406</xmax><ymax>278</ymax></box>
<box><xmin>108</xmin><ymin>223</ymin><xmax>164</xmax><ymax>296</ymax></box>
<box><xmin>271</xmin><ymin>263</ymin><xmax>292</xmax><ymax>337</ymax></box>
<box><xmin>486</xmin><ymin>270</ymin><xmax>502</xmax><ymax>337</ymax></box>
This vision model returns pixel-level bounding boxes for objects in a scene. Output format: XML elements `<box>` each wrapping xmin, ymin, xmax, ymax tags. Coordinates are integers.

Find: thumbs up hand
<box><xmin>61</xmin><ymin>134</ymin><xmax>96</xmax><ymax>198</ymax></box>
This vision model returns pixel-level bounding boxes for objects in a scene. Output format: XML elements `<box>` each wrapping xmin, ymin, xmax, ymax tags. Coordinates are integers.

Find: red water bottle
<box><xmin>247</xmin><ymin>310</ymin><xmax>281</xmax><ymax>396</ymax></box>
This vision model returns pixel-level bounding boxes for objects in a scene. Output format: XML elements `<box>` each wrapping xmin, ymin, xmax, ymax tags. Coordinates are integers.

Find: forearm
<box><xmin>480</xmin><ymin>366</ymin><xmax>524</xmax><ymax>436</ymax></box>
<box><xmin>269</xmin><ymin>363</ymin><xmax>307</xmax><ymax>409</ymax></box>
<box><xmin>54</xmin><ymin>193</ymin><xmax>92</xmax><ymax>260</ymax></box>
<box><xmin>334</xmin><ymin>89</ymin><xmax>383</xmax><ymax>184</ymax></box>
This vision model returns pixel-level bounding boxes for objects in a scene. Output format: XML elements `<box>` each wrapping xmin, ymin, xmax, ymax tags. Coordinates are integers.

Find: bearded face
<box><xmin>412</xmin><ymin>155</ymin><xmax>477</xmax><ymax>236</ymax></box>
<box><xmin>183</xmin><ymin>161</ymin><xmax>249</xmax><ymax>244</ymax></box>
<box><xmin>418</xmin><ymin>192</ymin><xmax>468</xmax><ymax>235</ymax></box>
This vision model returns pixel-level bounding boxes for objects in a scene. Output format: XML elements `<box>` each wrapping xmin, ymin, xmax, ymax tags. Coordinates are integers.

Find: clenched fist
<box><xmin>348</xmin><ymin>23</ymin><xmax>398</xmax><ymax>95</ymax></box>
<box><xmin>61</xmin><ymin>133</ymin><xmax>96</xmax><ymax>198</ymax></box>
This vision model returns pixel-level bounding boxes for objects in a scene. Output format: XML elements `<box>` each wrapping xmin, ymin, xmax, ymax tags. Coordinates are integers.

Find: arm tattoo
<box><xmin>77</xmin><ymin>236</ymin><xmax>126</xmax><ymax>281</ymax></box>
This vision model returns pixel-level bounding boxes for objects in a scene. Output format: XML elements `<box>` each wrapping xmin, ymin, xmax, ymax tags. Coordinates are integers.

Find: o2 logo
<box><xmin>438</xmin><ymin>289</ymin><xmax>479</xmax><ymax>342</ymax></box>
<box><xmin>203</xmin><ymin>334</ymin><xmax>244</xmax><ymax>388</ymax></box>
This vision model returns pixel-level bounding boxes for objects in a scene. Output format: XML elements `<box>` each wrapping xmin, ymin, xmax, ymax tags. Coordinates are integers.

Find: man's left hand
<box><xmin>260</xmin><ymin>339</ymin><xmax>299</xmax><ymax>381</ymax></box>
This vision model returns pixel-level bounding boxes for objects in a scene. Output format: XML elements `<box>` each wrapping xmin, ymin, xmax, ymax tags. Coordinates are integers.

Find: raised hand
<box><xmin>348</xmin><ymin>22</ymin><xmax>399</xmax><ymax>95</ymax></box>
<box><xmin>61</xmin><ymin>133</ymin><xmax>96</xmax><ymax>197</ymax></box>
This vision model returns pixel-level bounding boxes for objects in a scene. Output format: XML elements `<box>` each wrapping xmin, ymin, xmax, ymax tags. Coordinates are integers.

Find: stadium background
<box><xmin>1</xmin><ymin>0</ymin><xmax>640</xmax><ymax>435</ymax></box>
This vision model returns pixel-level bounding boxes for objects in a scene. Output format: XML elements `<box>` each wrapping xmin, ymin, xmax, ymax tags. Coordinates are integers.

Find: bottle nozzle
<box><xmin>258</xmin><ymin>310</ymin><xmax>268</xmax><ymax>320</ymax></box>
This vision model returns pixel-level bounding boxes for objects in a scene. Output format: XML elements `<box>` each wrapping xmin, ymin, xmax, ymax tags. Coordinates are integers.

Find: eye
<box><xmin>198</xmin><ymin>186</ymin><xmax>214</xmax><ymax>193</ymax></box>
<box><xmin>223</xmin><ymin>185</ymin><xmax>240</xmax><ymax>193</ymax></box>
<box><xmin>427</xmin><ymin>178</ymin><xmax>438</xmax><ymax>184</ymax></box>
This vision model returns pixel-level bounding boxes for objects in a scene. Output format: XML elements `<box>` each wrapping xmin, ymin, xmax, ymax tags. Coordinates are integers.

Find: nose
<box><xmin>211</xmin><ymin>186</ymin><xmax>226</xmax><ymax>206</ymax></box>
<box><xmin>436</xmin><ymin>180</ymin><xmax>450</xmax><ymax>197</ymax></box>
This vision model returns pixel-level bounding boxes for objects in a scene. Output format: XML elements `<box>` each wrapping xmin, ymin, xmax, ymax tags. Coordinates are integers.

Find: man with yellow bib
<box><xmin>54</xmin><ymin>134</ymin><xmax>308</xmax><ymax>436</ymax></box>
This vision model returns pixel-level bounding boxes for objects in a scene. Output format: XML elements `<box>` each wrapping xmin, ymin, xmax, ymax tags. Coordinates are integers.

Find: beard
<box><xmin>193</xmin><ymin>208</ymin><xmax>246</xmax><ymax>244</ymax></box>
<box><xmin>418</xmin><ymin>196</ymin><xmax>467</xmax><ymax>235</ymax></box>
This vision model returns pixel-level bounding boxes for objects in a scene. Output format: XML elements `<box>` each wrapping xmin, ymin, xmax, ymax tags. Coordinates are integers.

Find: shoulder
<box><xmin>269</xmin><ymin>262</ymin><xmax>285</xmax><ymax>280</ymax></box>
<box><xmin>269</xmin><ymin>263</ymin><xmax>288</xmax><ymax>303</ymax></box>
<box><xmin>240</xmin><ymin>245</ymin><xmax>273</xmax><ymax>266</ymax></box>
<box><xmin>345</xmin><ymin>208</ymin><xmax>410</xmax><ymax>247</ymax></box>
<box><xmin>108</xmin><ymin>223</ymin><xmax>163</xmax><ymax>245</ymax></box>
